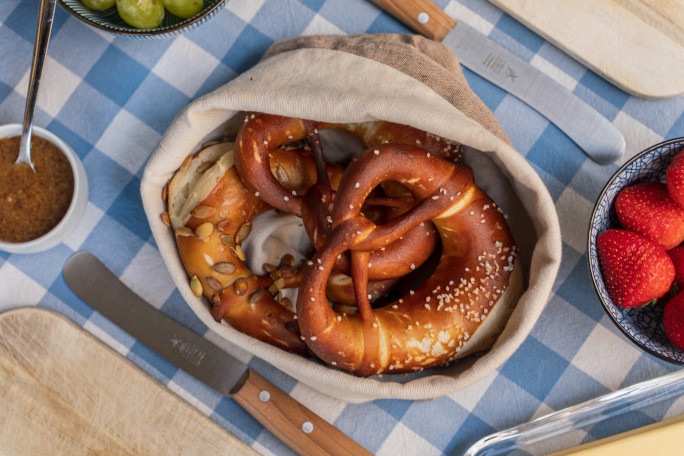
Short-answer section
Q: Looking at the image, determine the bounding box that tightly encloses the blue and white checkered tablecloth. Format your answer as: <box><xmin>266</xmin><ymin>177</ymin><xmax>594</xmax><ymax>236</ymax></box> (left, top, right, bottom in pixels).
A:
<box><xmin>2</xmin><ymin>1</ymin><xmax>683</xmax><ymax>455</ymax></box>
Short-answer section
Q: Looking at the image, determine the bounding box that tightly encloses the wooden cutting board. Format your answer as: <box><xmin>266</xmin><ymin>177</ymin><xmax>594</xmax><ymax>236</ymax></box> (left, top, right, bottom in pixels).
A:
<box><xmin>0</xmin><ymin>307</ymin><xmax>257</xmax><ymax>456</ymax></box>
<box><xmin>489</xmin><ymin>0</ymin><xmax>684</xmax><ymax>99</ymax></box>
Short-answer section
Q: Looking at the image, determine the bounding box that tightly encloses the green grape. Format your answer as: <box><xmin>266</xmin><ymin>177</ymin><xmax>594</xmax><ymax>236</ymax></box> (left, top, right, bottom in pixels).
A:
<box><xmin>117</xmin><ymin>0</ymin><xmax>165</xmax><ymax>29</ymax></box>
<box><xmin>163</xmin><ymin>0</ymin><xmax>204</xmax><ymax>19</ymax></box>
<box><xmin>82</xmin><ymin>0</ymin><xmax>116</xmax><ymax>10</ymax></box>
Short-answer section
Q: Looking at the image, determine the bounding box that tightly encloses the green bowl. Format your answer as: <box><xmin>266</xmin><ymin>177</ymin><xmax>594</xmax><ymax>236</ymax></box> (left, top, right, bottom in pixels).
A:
<box><xmin>58</xmin><ymin>0</ymin><xmax>227</xmax><ymax>38</ymax></box>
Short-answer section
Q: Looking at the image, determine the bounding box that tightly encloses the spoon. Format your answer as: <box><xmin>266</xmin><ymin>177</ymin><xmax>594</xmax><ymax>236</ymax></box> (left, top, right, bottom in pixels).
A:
<box><xmin>14</xmin><ymin>0</ymin><xmax>57</xmax><ymax>172</ymax></box>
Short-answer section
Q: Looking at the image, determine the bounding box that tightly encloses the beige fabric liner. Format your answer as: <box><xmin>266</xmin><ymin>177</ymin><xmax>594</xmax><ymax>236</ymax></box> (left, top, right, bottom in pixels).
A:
<box><xmin>141</xmin><ymin>34</ymin><xmax>562</xmax><ymax>402</ymax></box>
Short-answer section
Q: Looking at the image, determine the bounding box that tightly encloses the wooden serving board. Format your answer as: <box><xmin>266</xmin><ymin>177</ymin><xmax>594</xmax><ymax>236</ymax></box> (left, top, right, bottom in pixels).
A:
<box><xmin>0</xmin><ymin>307</ymin><xmax>257</xmax><ymax>456</ymax></box>
<box><xmin>488</xmin><ymin>0</ymin><xmax>684</xmax><ymax>99</ymax></box>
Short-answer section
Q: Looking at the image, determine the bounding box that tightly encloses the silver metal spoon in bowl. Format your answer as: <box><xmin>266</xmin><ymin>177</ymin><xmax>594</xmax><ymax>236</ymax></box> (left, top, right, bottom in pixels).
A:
<box><xmin>14</xmin><ymin>0</ymin><xmax>57</xmax><ymax>172</ymax></box>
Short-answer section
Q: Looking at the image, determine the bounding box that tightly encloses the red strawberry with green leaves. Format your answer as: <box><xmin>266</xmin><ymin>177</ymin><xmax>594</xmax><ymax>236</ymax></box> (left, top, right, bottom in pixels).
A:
<box><xmin>664</xmin><ymin>290</ymin><xmax>684</xmax><ymax>351</ymax></box>
<box><xmin>667</xmin><ymin>148</ymin><xmax>684</xmax><ymax>209</ymax></box>
<box><xmin>615</xmin><ymin>182</ymin><xmax>684</xmax><ymax>250</ymax></box>
<box><xmin>597</xmin><ymin>229</ymin><xmax>674</xmax><ymax>308</ymax></box>
<box><xmin>668</xmin><ymin>244</ymin><xmax>684</xmax><ymax>290</ymax></box>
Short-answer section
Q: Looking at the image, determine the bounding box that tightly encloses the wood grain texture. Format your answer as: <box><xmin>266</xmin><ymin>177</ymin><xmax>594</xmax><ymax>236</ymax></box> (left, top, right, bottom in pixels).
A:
<box><xmin>0</xmin><ymin>308</ymin><xmax>257</xmax><ymax>456</ymax></box>
<box><xmin>489</xmin><ymin>0</ymin><xmax>684</xmax><ymax>98</ymax></box>
<box><xmin>369</xmin><ymin>0</ymin><xmax>455</xmax><ymax>41</ymax></box>
<box><xmin>232</xmin><ymin>370</ymin><xmax>372</xmax><ymax>456</ymax></box>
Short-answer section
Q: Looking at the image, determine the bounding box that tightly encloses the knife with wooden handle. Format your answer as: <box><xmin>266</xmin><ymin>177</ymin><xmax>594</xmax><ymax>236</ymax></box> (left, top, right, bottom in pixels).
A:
<box><xmin>63</xmin><ymin>251</ymin><xmax>371</xmax><ymax>456</ymax></box>
<box><xmin>369</xmin><ymin>0</ymin><xmax>626</xmax><ymax>165</ymax></box>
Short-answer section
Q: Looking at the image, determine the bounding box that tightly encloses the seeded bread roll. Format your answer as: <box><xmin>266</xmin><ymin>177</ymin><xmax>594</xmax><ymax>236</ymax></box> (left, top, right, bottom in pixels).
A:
<box><xmin>167</xmin><ymin>142</ymin><xmax>307</xmax><ymax>355</ymax></box>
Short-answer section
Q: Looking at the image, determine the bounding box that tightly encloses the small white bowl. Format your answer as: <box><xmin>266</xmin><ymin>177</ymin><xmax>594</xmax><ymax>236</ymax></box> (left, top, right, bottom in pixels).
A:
<box><xmin>0</xmin><ymin>124</ymin><xmax>88</xmax><ymax>254</ymax></box>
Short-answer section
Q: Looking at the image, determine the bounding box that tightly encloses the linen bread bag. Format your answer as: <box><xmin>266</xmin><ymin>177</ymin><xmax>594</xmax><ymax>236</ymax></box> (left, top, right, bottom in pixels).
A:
<box><xmin>141</xmin><ymin>34</ymin><xmax>561</xmax><ymax>402</ymax></box>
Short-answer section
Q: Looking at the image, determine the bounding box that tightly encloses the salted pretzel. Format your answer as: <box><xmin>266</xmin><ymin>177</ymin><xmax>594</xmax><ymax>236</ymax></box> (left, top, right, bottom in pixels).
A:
<box><xmin>234</xmin><ymin>113</ymin><xmax>459</xmax><ymax>279</ymax></box>
<box><xmin>296</xmin><ymin>144</ymin><xmax>522</xmax><ymax>376</ymax></box>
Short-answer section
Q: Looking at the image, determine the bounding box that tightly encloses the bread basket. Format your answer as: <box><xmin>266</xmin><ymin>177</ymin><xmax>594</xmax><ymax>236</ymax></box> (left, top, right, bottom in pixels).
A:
<box><xmin>141</xmin><ymin>34</ymin><xmax>561</xmax><ymax>402</ymax></box>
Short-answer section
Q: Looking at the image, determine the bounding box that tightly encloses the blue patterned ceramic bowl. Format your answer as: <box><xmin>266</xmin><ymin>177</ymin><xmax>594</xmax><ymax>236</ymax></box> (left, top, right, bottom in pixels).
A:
<box><xmin>58</xmin><ymin>0</ymin><xmax>227</xmax><ymax>39</ymax></box>
<box><xmin>588</xmin><ymin>137</ymin><xmax>684</xmax><ymax>366</ymax></box>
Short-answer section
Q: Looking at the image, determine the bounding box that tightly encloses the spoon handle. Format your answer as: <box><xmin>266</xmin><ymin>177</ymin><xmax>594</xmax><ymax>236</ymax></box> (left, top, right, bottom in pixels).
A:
<box><xmin>19</xmin><ymin>0</ymin><xmax>57</xmax><ymax>168</ymax></box>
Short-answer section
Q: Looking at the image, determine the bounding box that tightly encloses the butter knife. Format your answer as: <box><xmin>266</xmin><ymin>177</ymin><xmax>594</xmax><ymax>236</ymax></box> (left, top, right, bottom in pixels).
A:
<box><xmin>63</xmin><ymin>251</ymin><xmax>371</xmax><ymax>456</ymax></box>
<box><xmin>369</xmin><ymin>0</ymin><xmax>626</xmax><ymax>164</ymax></box>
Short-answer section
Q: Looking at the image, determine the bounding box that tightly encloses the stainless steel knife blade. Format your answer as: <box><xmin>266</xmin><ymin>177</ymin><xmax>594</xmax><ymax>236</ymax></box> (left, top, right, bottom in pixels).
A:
<box><xmin>63</xmin><ymin>251</ymin><xmax>248</xmax><ymax>396</ymax></box>
<box><xmin>444</xmin><ymin>21</ymin><xmax>625</xmax><ymax>164</ymax></box>
<box><xmin>63</xmin><ymin>251</ymin><xmax>371</xmax><ymax>456</ymax></box>
<box><xmin>369</xmin><ymin>0</ymin><xmax>626</xmax><ymax>164</ymax></box>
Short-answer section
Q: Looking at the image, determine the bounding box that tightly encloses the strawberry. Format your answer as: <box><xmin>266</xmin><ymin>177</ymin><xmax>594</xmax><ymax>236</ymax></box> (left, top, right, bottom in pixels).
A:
<box><xmin>667</xmin><ymin>148</ymin><xmax>684</xmax><ymax>209</ymax></box>
<box><xmin>668</xmin><ymin>244</ymin><xmax>684</xmax><ymax>290</ymax></box>
<box><xmin>597</xmin><ymin>229</ymin><xmax>674</xmax><ymax>308</ymax></box>
<box><xmin>664</xmin><ymin>290</ymin><xmax>684</xmax><ymax>350</ymax></box>
<box><xmin>615</xmin><ymin>182</ymin><xmax>684</xmax><ymax>250</ymax></box>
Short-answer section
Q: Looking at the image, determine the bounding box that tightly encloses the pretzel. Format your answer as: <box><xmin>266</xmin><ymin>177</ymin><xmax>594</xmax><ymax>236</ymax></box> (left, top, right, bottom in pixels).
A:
<box><xmin>234</xmin><ymin>113</ymin><xmax>459</xmax><ymax>279</ymax></box>
<box><xmin>235</xmin><ymin>113</ymin><xmax>462</xmax><ymax>216</ymax></box>
<box><xmin>296</xmin><ymin>144</ymin><xmax>522</xmax><ymax>376</ymax></box>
